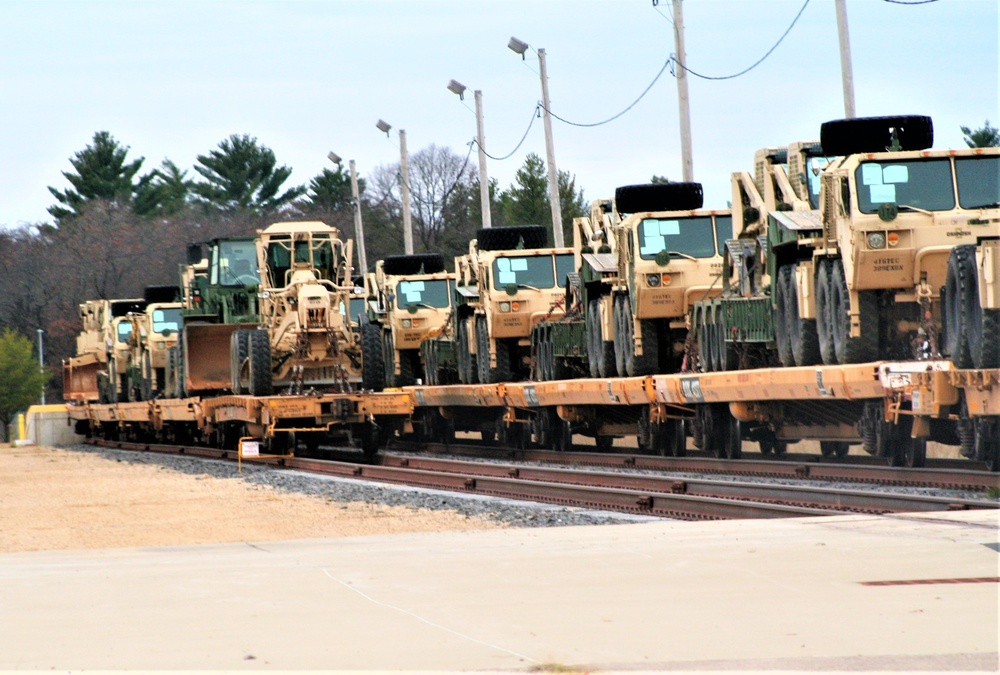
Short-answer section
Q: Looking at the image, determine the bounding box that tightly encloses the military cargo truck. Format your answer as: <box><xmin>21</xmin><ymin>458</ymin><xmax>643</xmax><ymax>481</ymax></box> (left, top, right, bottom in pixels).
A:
<box><xmin>122</xmin><ymin>286</ymin><xmax>182</xmax><ymax>401</ymax></box>
<box><xmin>450</xmin><ymin>225</ymin><xmax>573</xmax><ymax>384</ymax></box>
<box><xmin>359</xmin><ymin>253</ymin><xmax>455</xmax><ymax>390</ymax></box>
<box><xmin>532</xmin><ymin>182</ymin><xmax>727</xmax><ymax>380</ymax></box>
<box><xmin>63</xmin><ymin>297</ymin><xmax>146</xmax><ymax>402</ymax></box>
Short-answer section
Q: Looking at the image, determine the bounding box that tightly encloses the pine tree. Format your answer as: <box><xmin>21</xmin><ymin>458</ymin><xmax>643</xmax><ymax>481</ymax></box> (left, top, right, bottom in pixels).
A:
<box><xmin>47</xmin><ymin>131</ymin><xmax>146</xmax><ymax>224</ymax></box>
<box><xmin>192</xmin><ymin>134</ymin><xmax>305</xmax><ymax>214</ymax></box>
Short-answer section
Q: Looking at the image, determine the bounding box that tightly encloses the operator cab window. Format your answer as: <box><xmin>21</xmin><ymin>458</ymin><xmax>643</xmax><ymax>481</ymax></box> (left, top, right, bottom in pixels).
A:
<box><xmin>638</xmin><ymin>217</ymin><xmax>717</xmax><ymax>259</ymax></box>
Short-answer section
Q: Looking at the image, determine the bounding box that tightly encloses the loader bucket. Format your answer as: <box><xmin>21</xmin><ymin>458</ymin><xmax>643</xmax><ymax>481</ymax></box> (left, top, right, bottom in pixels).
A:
<box><xmin>63</xmin><ymin>353</ymin><xmax>101</xmax><ymax>402</ymax></box>
<box><xmin>182</xmin><ymin>323</ymin><xmax>247</xmax><ymax>394</ymax></box>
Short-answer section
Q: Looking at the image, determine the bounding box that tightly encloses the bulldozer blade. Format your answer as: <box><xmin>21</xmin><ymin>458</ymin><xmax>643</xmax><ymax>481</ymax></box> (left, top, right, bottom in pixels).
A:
<box><xmin>63</xmin><ymin>353</ymin><xmax>101</xmax><ymax>403</ymax></box>
<box><xmin>183</xmin><ymin>323</ymin><xmax>248</xmax><ymax>394</ymax></box>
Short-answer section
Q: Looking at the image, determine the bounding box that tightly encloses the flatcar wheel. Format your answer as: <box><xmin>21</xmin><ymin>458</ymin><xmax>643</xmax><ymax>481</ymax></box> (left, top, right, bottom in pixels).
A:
<box><xmin>595</xmin><ymin>435</ymin><xmax>614</xmax><ymax>452</ymax></box>
<box><xmin>666</xmin><ymin>418</ymin><xmax>686</xmax><ymax>457</ymax></box>
<box><xmin>552</xmin><ymin>416</ymin><xmax>572</xmax><ymax>453</ymax></box>
<box><xmin>820</xmin><ymin>441</ymin><xmax>850</xmax><ymax>458</ymax></box>
<box><xmin>724</xmin><ymin>414</ymin><xmax>742</xmax><ymax>460</ymax></box>
<box><xmin>902</xmin><ymin>436</ymin><xmax>927</xmax><ymax>469</ymax></box>
<box><xmin>974</xmin><ymin>417</ymin><xmax>999</xmax><ymax>472</ymax></box>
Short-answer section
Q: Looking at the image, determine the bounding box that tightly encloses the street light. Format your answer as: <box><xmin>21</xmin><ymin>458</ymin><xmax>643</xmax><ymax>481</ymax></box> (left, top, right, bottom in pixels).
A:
<box><xmin>448</xmin><ymin>79</ymin><xmax>491</xmax><ymax>229</ymax></box>
<box><xmin>376</xmin><ymin>120</ymin><xmax>414</xmax><ymax>254</ymax></box>
<box><xmin>36</xmin><ymin>329</ymin><xmax>44</xmax><ymax>405</ymax></box>
<box><xmin>508</xmin><ymin>36</ymin><xmax>563</xmax><ymax>247</ymax></box>
<box><xmin>328</xmin><ymin>152</ymin><xmax>368</xmax><ymax>274</ymax></box>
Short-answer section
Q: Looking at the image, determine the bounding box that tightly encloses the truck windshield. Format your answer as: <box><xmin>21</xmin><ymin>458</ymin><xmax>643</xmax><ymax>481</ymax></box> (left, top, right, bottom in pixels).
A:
<box><xmin>152</xmin><ymin>308</ymin><xmax>181</xmax><ymax>334</ymax></box>
<box><xmin>806</xmin><ymin>156</ymin><xmax>831</xmax><ymax>208</ymax></box>
<box><xmin>855</xmin><ymin>159</ymin><xmax>955</xmax><ymax>213</ymax></box>
<box><xmin>955</xmin><ymin>155</ymin><xmax>1000</xmax><ymax>209</ymax></box>
<box><xmin>492</xmin><ymin>255</ymin><xmax>557</xmax><ymax>289</ymax></box>
<box><xmin>213</xmin><ymin>240</ymin><xmax>259</xmax><ymax>287</ymax></box>
<box><xmin>638</xmin><ymin>217</ymin><xmax>717</xmax><ymax>259</ymax></box>
<box><xmin>714</xmin><ymin>215</ymin><xmax>733</xmax><ymax>257</ymax></box>
<box><xmin>347</xmin><ymin>297</ymin><xmax>367</xmax><ymax>323</ymax></box>
<box><xmin>116</xmin><ymin>322</ymin><xmax>132</xmax><ymax>344</ymax></box>
<box><xmin>397</xmin><ymin>279</ymin><xmax>451</xmax><ymax>309</ymax></box>
<box><xmin>555</xmin><ymin>254</ymin><xmax>575</xmax><ymax>290</ymax></box>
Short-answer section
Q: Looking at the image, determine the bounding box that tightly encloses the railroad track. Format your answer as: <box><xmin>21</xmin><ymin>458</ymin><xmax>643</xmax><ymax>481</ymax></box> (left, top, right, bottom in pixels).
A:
<box><xmin>83</xmin><ymin>438</ymin><xmax>998</xmax><ymax>521</ymax></box>
<box><xmin>394</xmin><ymin>441</ymin><xmax>1000</xmax><ymax>493</ymax></box>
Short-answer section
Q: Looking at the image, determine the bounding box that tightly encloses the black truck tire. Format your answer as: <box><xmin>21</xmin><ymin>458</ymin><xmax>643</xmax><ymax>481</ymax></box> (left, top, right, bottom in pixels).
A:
<box><xmin>820</xmin><ymin>115</ymin><xmax>933</xmax><ymax>156</ymax></box>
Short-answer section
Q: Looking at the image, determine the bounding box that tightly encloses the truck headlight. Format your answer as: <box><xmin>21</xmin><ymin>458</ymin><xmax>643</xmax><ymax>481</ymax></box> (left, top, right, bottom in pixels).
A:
<box><xmin>646</xmin><ymin>274</ymin><xmax>661</xmax><ymax>287</ymax></box>
<box><xmin>867</xmin><ymin>232</ymin><xmax>886</xmax><ymax>249</ymax></box>
<box><xmin>499</xmin><ymin>302</ymin><xmax>511</xmax><ymax>313</ymax></box>
<box><xmin>402</xmin><ymin>319</ymin><xmax>412</xmax><ymax>328</ymax></box>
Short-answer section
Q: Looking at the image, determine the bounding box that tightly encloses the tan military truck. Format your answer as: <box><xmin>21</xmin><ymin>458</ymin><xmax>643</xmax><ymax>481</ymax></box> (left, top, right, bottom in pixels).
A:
<box><xmin>230</xmin><ymin>220</ymin><xmax>362</xmax><ymax>396</ymax></box>
<box><xmin>554</xmin><ymin>182</ymin><xmax>728</xmax><ymax>378</ymax></box>
<box><xmin>359</xmin><ymin>253</ymin><xmax>455</xmax><ymax>390</ymax></box>
<box><xmin>122</xmin><ymin>286</ymin><xmax>183</xmax><ymax>401</ymax></box>
<box><xmin>63</xmin><ymin>297</ymin><xmax>146</xmax><ymax>402</ymax></box>
<box><xmin>806</xmin><ymin>115</ymin><xmax>999</xmax><ymax>365</ymax></box>
<box><xmin>452</xmin><ymin>225</ymin><xmax>573</xmax><ymax>384</ymax></box>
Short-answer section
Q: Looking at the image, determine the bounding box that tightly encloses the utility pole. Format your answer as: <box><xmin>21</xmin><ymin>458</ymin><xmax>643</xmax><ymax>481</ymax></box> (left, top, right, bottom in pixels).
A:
<box><xmin>673</xmin><ymin>0</ymin><xmax>694</xmax><ymax>182</ymax></box>
<box><xmin>349</xmin><ymin>160</ymin><xmax>367</xmax><ymax>274</ymax></box>
<box><xmin>37</xmin><ymin>329</ymin><xmax>44</xmax><ymax>405</ymax></box>
<box><xmin>398</xmin><ymin>129</ymin><xmax>414</xmax><ymax>254</ymax></box>
<box><xmin>538</xmin><ymin>48</ymin><xmax>564</xmax><ymax>247</ymax></box>
<box><xmin>835</xmin><ymin>0</ymin><xmax>856</xmax><ymax>118</ymax></box>
<box><xmin>474</xmin><ymin>90</ymin><xmax>492</xmax><ymax>229</ymax></box>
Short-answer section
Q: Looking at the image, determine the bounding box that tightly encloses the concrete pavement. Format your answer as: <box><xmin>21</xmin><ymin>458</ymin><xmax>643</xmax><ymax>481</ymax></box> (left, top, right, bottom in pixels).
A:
<box><xmin>0</xmin><ymin>510</ymin><xmax>997</xmax><ymax>672</ymax></box>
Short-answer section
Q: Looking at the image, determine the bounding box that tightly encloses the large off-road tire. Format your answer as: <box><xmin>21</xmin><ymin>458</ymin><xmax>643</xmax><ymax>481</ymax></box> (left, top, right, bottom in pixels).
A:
<box><xmin>612</xmin><ymin>295</ymin><xmax>627</xmax><ymax>377</ymax></box>
<box><xmin>587</xmin><ymin>298</ymin><xmax>616</xmax><ymax>378</ymax></box>
<box><xmin>815</xmin><ymin>259</ymin><xmax>836</xmax><ymax>365</ymax></box>
<box><xmin>381</xmin><ymin>253</ymin><xmax>447</xmax><ymax>276</ymax></box>
<box><xmin>944</xmin><ymin>245</ymin><xmax>974</xmax><ymax>368</ymax></box>
<box><xmin>829</xmin><ymin>259</ymin><xmax>878</xmax><ymax>364</ymax></box>
<box><xmin>457</xmin><ymin>317</ymin><xmax>478</xmax><ymax>384</ymax></box>
<box><xmin>953</xmin><ymin>245</ymin><xmax>1000</xmax><ymax>369</ymax></box>
<box><xmin>140</xmin><ymin>351</ymin><xmax>154</xmax><ymax>401</ymax></box>
<box><xmin>631</xmin><ymin>318</ymin><xmax>659</xmax><ymax>376</ymax></box>
<box><xmin>614</xmin><ymin>182</ymin><xmax>704</xmax><ymax>214</ymax></box>
<box><xmin>397</xmin><ymin>349</ymin><xmax>418</xmax><ymax>387</ymax></box>
<box><xmin>382</xmin><ymin>330</ymin><xmax>396</xmax><ymax>388</ymax></box>
<box><xmin>773</xmin><ymin>265</ymin><xmax>796</xmax><ymax>367</ymax></box>
<box><xmin>780</xmin><ymin>263</ymin><xmax>821</xmax><ymax>366</ymax></box>
<box><xmin>820</xmin><ymin>115</ymin><xmax>933</xmax><ymax>156</ymax></box>
<box><xmin>230</xmin><ymin>329</ymin><xmax>249</xmax><ymax>394</ymax></box>
<box><xmin>476</xmin><ymin>316</ymin><xmax>511</xmax><ymax>383</ymax></box>
<box><xmin>712</xmin><ymin>312</ymin><xmax>737</xmax><ymax>372</ymax></box>
<box><xmin>476</xmin><ymin>225</ymin><xmax>548</xmax><ymax>251</ymax></box>
<box><xmin>360</xmin><ymin>320</ymin><xmax>385</xmax><ymax>392</ymax></box>
<box><xmin>247</xmin><ymin>330</ymin><xmax>273</xmax><ymax>397</ymax></box>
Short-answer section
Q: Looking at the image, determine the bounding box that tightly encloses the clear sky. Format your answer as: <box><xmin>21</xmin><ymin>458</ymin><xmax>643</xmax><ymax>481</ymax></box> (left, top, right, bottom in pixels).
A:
<box><xmin>1</xmin><ymin>0</ymin><xmax>996</xmax><ymax>229</ymax></box>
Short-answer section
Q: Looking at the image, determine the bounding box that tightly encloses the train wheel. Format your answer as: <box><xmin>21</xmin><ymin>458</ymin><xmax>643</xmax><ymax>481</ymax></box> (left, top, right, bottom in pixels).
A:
<box><xmin>820</xmin><ymin>441</ymin><xmax>850</xmax><ymax>458</ymax></box>
<box><xmin>359</xmin><ymin>423</ymin><xmax>380</xmax><ymax>463</ymax></box>
<box><xmin>902</xmin><ymin>436</ymin><xmax>927</xmax><ymax>469</ymax></box>
<box><xmin>665</xmin><ymin>418</ymin><xmax>686</xmax><ymax>457</ymax></box>
<box><xmin>829</xmin><ymin>259</ymin><xmax>878</xmax><ymax>364</ymax></box>
<box><xmin>724</xmin><ymin>414</ymin><xmax>742</xmax><ymax>460</ymax></box>
<box><xmin>247</xmin><ymin>330</ymin><xmax>273</xmax><ymax>397</ymax></box>
<box><xmin>595</xmin><ymin>435</ymin><xmax>614</xmax><ymax>452</ymax></box>
<box><xmin>974</xmin><ymin>417</ymin><xmax>999</xmax><ymax>472</ymax></box>
<box><xmin>552</xmin><ymin>417</ymin><xmax>572</xmax><ymax>453</ymax></box>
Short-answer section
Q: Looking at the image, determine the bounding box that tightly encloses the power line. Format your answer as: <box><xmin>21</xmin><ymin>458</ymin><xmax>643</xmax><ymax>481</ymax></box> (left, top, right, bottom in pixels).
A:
<box><xmin>473</xmin><ymin>105</ymin><xmax>539</xmax><ymax>160</ymax></box>
<box><xmin>672</xmin><ymin>0</ymin><xmax>811</xmax><ymax>81</ymax></box>
<box><xmin>883</xmin><ymin>0</ymin><xmax>938</xmax><ymax>4</ymax></box>
<box><xmin>541</xmin><ymin>55</ymin><xmax>674</xmax><ymax>128</ymax></box>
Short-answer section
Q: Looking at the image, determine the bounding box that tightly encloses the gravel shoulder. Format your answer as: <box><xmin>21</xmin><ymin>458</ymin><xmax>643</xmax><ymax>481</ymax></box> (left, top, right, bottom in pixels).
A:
<box><xmin>0</xmin><ymin>444</ymin><xmax>638</xmax><ymax>554</ymax></box>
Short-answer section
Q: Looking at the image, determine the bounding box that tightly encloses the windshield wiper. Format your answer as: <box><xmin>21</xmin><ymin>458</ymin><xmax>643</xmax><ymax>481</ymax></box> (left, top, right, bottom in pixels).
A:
<box><xmin>897</xmin><ymin>204</ymin><xmax>934</xmax><ymax>215</ymax></box>
<box><xmin>516</xmin><ymin>283</ymin><xmax>542</xmax><ymax>292</ymax></box>
<box><xmin>406</xmin><ymin>302</ymin><xmax>437</xmax><ymax>310</ymax></box>
<box><xmin>667</xmin><ymin>251</ymin><xmax>698</xmax><ymax>261</ymax></box>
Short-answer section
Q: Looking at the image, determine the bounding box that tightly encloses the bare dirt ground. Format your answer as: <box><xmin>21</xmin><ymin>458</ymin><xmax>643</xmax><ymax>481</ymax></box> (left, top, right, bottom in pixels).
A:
<box><xmin>0</xmin><ymin>444</ymin><xmax>499</xmax><ymax>554</ymax></box>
